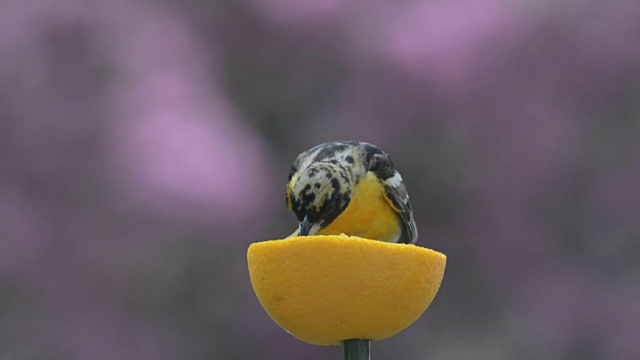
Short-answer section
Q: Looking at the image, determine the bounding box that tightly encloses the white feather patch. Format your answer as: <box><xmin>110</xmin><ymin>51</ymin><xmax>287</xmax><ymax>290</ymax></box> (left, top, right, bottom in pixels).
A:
<box><xmin>384</xmin><ymin>171</ymin><xmax>403</xmax><ymax>188</ymax></box>
<box><xmin>309</xmin><ymin>223</ymin><xmax>323</xmax><ymax>236</ymax></box>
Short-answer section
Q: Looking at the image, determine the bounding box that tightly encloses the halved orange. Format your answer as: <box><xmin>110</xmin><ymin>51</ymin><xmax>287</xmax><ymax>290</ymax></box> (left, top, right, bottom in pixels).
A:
<box><xmin>248</xmin><ymin>235</ymin><xmax>446</xmax><ymax>345</ymax></box>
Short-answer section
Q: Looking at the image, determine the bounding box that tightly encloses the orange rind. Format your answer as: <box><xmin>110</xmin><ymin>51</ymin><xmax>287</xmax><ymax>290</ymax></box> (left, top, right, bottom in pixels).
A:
<box><xmin>247</xmin><ymin>235</ymin><xmax>447</xmax><ymax>345</ymax></box>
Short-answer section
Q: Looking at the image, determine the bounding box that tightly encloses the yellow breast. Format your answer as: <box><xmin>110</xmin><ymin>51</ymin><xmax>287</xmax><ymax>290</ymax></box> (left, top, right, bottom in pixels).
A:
<box><xmin>318</xmin><ymin>172</ymin><xmax>401</xmax><ymax>242</ymax></box>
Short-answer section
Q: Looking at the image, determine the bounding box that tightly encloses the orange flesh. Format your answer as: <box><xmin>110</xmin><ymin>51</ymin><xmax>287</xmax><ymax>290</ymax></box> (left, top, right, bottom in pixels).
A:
<box><xmin>247</xmin><ymin>235</ymin><xmax>447</xmax><ymax>345</ymax></box>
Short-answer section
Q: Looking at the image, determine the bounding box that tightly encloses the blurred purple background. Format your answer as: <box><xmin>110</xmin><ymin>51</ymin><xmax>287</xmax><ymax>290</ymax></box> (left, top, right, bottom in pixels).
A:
<box><xmin>1</xmin><ymin>0</ymin><xmax>639</xmax><ymax>359</ymax></box>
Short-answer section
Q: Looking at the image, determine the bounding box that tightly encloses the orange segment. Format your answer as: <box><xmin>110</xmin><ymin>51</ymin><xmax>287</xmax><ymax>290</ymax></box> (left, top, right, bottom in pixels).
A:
<box><xmin>247</xmin><ymin>235</ymin><xmax>447</xmax><ymax>345</ymax></box>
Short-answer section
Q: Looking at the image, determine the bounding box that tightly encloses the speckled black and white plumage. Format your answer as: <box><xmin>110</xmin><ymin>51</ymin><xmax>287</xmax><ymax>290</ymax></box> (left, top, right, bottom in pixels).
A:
<box><xmin>286</xmin><ymin>140</ymin><xmax>418</xmax><ymax>244</ymax></box>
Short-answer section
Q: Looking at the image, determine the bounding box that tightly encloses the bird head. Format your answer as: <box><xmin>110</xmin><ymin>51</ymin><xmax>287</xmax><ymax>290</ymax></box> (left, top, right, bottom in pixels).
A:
<box><xmin>287</xmin><ymin>161</ymin><xmax>353</xmax><ymax>236</ymax></box>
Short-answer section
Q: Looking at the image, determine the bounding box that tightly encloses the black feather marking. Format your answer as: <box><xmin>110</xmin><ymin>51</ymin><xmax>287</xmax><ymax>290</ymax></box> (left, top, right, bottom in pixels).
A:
<box><xmin>313</xmin><ymin>143</ymin><xmax>348</xmax><ymax>163</ymax></box>
<box><xmin>301</xmin><ymin>192</ymin><xmax>316</xmax><ymax>204</ymax></box>
<box><xmin>330</xmin><ymin>178</ymin><xmax>340</xmax><ymax>190</ymax></box>
<box><xmin>304</xmin><ymin>177</ymin><xmax>349</xmax><ymax>226</ymax></box>
<box><xmin>339</xmin><ymin>168</ymin><xmax>350</xmax><ymax>185</ymax></box>
<box><xmin>369</xmin><ymin>153</ymin><xmax>395</xmax><ymax>180</ymax></box>
<box><xmin>364</xmin><ymin>144</ymin><xmax>379</xmax><ymax>164</ymax></box>
<box><xmin>290</xmin><ymin>193</ymin><xmax>303</xmax><ymax>221</ymax></box>
<box><xmin>287</xmin><ymin>165</ymin><xmax>297</xmax><ymax>181</ymax></box>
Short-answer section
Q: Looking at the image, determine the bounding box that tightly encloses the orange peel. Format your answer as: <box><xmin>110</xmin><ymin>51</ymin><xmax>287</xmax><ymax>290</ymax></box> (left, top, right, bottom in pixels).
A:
<box><xmin>247</xmin><ymin>235</ymin><xmax>447</xmax><ymax>345</ymax></box>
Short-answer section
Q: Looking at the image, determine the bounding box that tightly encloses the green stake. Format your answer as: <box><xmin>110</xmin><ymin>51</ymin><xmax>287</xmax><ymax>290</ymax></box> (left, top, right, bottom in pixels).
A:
<box><xmin>343</xmin><ymin>339</ymin><xmax>370</xmax><ymax>360</ymax></box>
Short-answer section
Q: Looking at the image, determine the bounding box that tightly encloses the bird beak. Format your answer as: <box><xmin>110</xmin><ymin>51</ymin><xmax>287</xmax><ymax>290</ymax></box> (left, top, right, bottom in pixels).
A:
<box><xmin>299</xmin><ymin>216</ymin><xmax>311</xmax><ymax>236</ymax></box>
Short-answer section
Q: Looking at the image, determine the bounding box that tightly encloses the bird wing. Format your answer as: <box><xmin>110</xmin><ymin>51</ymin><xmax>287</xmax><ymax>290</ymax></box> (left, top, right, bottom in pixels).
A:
<box><xmin>382</xmin><ymin>174</ymin><xmax>418</xmax><ymax>244</ymax></box>
<box><xmin>368</xmin><ymin>151</ymin><xmax>418</xmax><ymax>244</ymax></box>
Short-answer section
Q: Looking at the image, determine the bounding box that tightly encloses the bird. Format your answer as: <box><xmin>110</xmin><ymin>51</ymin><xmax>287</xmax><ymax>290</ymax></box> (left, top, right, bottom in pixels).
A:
<box><xmin>286</xmin><ymin>140</ymin><xmax>417</xmax><ymax>244</ymax></box>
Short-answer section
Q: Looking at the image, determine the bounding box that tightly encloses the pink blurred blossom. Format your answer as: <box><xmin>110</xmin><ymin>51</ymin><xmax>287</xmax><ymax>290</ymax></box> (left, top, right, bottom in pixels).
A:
<box><xmin>109</xmin><ymin>6</ymin><xmax>274</xmax><ymax>226</ymax></box>
<box><xmin>385</xmin><ymin>0</ymin><xmax>530</xmax><ymax>89</ymax></box>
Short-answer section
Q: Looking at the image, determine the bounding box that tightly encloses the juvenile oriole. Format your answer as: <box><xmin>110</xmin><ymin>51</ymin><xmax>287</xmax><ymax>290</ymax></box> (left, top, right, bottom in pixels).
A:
<box><xmin>286</xmin><ymin>141</ymin><xmax>417</xmax><ymax>244</ymax></box>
